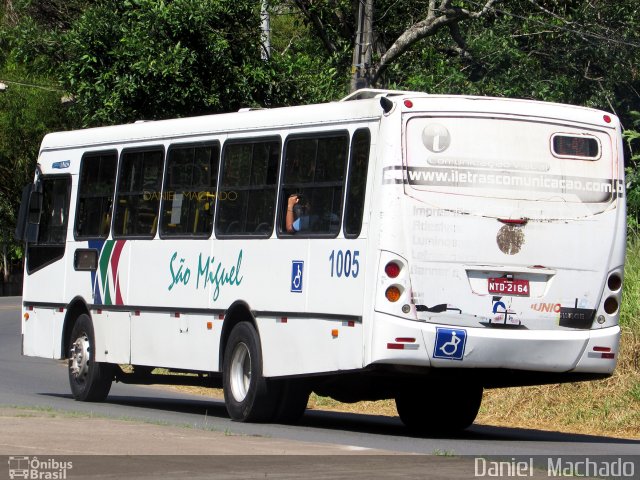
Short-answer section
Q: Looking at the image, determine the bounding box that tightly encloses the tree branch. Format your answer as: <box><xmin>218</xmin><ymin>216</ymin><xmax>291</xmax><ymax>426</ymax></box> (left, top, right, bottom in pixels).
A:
<box><xmin>293</xmin><ymin>0</ymin><xmax>337</xmax><ymax>54</ymax></box>
<box><xmin>448</xmin><ymin>22</ymin><xmax>472</xmax><ymax>61</ymax></box>
<box><xmin>527</xmin><ymin>0</ymin><xmax>573</xmax><ymax>25</ymax></box>
<box><xmin>371</xmin><ymin>0</ymin><xmax>498</xmax><ymax>85</ymax></box>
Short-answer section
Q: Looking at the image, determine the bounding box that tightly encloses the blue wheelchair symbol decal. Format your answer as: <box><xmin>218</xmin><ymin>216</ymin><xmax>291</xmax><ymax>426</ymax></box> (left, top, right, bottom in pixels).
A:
<box><xmin>433</xmin><ymin>328</ymin><xmax>467</xmax><ymax>360</ymax></box>
<box><xmin>291</xmin><ymin>261</ymin><xmax>304</xmax><ymax>293</ymax></box>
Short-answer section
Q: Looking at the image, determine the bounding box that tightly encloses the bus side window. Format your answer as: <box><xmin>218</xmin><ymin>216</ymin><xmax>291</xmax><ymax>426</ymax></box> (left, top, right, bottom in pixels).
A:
<box><xmin>280</xmin><ymin>133</ymin><xmax>349</xmax><ymax>236</ymax></box>
<box><xmin>344</xmin><ymin>129</ymin><xmax>371</xmax><ymax>238</ymax></box>
<box><xmin>215</xmin><ymin>138</ymin><xmax>280</xmax><ymax>237</ymax></box>
<box><xmin>113</xmin><ymin>148</ymin><xmax>163</xmax><ymax>238</ymax></box>
<box><xmin>160</xmin><ymin>143</ymin><xmax>220</xmax><ymax>238</ymax></box>
<box><xmin>27</xmin><ymin>176</ymin><xmax>71</xmax><ymax>273</ymax></box>
<box><xmin>74</xmin><ymin>151</ymin><xmax>117</xmax><ymax>239</ymax></box>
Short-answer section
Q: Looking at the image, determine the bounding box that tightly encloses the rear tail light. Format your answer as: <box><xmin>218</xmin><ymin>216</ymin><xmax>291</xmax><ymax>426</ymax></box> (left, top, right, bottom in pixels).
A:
<box><xmin>603</xmin><ymin>296</ymin><xmax>618</xmax><ymax>315</ymax></box>
<box><xmin>593</xmin><ymin>346</ymin><xmax>611</xmax><ymax>352</ymax></box>
<box><xmin>607</xmin><ymin>273</ymin><xmax>622</xmax><ymax>292</ymax></box>
<box><xmin>385</xmin><ymin>262</ymin><xmax>401</xmax><ymax>278</ymax></box>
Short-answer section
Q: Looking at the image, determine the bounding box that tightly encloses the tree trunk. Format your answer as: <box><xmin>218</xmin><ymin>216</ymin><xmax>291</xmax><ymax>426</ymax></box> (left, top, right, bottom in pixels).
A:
<box><xmin>2</xmin><ymin>243</ymin><xmax>8</xmax><ymax>283</ymax></box>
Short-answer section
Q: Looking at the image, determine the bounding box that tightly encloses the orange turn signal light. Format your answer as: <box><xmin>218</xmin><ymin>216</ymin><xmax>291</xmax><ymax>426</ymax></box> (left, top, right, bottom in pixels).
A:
<box><xmin>385</xmin><ymin>286</ymin><xmax>401</xmax><ymax>302</ymax></box>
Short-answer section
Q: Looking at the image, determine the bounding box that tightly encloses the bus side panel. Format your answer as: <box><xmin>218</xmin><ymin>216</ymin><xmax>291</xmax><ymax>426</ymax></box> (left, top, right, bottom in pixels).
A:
<box><xmin>259</xmin><ymin>316</ymin><xmax>363</xmax><ymax>377</ymax></box>
<box><xmin>125</xmin><ymin>240</ymin><xmax>214</xmax><ymax>311</ymax></box>
<box><xmin>119</xmin><ymin>240</ymin><xmax>220</xmax><ymax>371</ymax></box>
<box><xmin>22</xmin><ymin>307</ymin><xmax>64</xmax><ymax>359</ymax></box>
<box><xmin>305</xmin><ymin>239</ymin><xmax>367</xmax><ymax>316</ymax></box>
<box><xmin>129</xmin><ymin>312</ymin><xmax>219</xmax><ymax>371</ymax></box>
<box><xmin>92</xmin><ymin>311</ymin><xmax>131</xmax><ymax>364</ymax></box>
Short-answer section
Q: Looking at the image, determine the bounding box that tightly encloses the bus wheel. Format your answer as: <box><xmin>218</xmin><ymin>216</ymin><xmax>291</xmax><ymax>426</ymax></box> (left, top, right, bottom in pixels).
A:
<box><xmin>67</xmin><ymin>314</ymin><xmax>113</xmax><ymax>402</ymax></box>
<box><xmin>223</xmin><ymin>322</ymin><xmax>280</xmax><ymax>422</ymax></box>
<box><xmin>273</xmin><ymin>379</ymin><xmax>311</xmax><ymax>424</ymax></box>
<box><xmin>395</xmin><ymin>382</ymin><xmax>483</xmax><ymax>434</ymax></box>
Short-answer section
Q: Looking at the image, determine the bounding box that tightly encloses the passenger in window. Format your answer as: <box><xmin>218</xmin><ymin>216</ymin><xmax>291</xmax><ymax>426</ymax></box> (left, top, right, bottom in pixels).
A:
<box><xmin>286</xmin><ymin>194</ymin><xmax>316</xmax><ymax>233</ymax></box>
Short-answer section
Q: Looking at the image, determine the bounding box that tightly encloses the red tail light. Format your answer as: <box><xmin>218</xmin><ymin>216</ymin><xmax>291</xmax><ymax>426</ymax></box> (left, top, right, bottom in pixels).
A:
<box><xmin>385</xmin><ymin>262</ymin><xmax>401</xmax><ymax>278</ymax></box>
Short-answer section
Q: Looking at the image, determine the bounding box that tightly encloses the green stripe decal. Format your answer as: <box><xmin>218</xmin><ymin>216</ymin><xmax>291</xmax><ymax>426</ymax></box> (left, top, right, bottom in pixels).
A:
<box><xmin>99</xmin><ymin>240</ymin><xmax>115</xmax><ymax>288</ymax></box>
<box><xmin>104</xmin><ymin>279</ymin><xmax>112</xmax><ymax>306</ymax></box>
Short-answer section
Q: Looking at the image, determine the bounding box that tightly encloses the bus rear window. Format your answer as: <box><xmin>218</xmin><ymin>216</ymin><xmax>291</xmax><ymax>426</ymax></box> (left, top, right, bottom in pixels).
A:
<box><xmin>403</xmin><ymin>116</ymin><xmax>615</xmax><ymax>207</ymax></box>
<box><xmin>552</xmin><ymin>134</ymin><xmax>600</xmax><ymax>160</ymax></box>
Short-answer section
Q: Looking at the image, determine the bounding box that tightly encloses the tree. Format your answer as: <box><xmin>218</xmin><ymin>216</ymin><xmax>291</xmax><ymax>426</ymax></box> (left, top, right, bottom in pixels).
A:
<box><xmin>278</xmin><ymin>0</ymin><xmax>639</xmax><ymax>119</ymax></box>
<box><xmin>0</xmin><ymin>71</ymin><xmax>69</xmax><ymax>280</ymax></box>
<box><xmin>59</xmin><ymin>0</ymin><xmax>298</xmax><ymax>125</ymax></box>
<box><xmin>283</xmin><ymin>0</ymin><xmax>498</xmax><ymax>90</ymax></box>
<box><xmin>370</xmin><ymin>0</ymin><xmax>498</xmax><ymax>87</ymax></box>
<box><xmin>624</xmin><ymin>112</ymin><xmax>640</xmax><ymax>228</ymax></box>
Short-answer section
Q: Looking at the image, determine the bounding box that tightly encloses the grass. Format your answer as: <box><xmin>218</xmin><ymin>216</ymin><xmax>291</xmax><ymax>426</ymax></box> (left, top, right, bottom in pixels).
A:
<box><xmin>156</xmin><ymin>240</ymin><xmax>640</xmax><ymax>440</ymax></box>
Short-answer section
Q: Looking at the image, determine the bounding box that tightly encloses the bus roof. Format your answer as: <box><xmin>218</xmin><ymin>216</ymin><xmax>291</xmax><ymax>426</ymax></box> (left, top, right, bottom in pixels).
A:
<box><xmin>40</xmin><ymin>90</ymin><xmax>618</xmax><ymax>152</ymax></box>
<box><xmin>40</xmin><ymin>96</ymin><xmax>384</xmax><ymax>152</ymax></box>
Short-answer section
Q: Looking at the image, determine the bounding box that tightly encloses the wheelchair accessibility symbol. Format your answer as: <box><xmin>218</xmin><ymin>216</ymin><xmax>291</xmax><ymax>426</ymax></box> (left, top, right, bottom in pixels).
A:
<box><xmin>291</xmin><ymin>260</ymin><xmax>304</xmax><ymax>293</ymax></box>
<box><xmin>433</xmin><ymin>327</ymin><xmax>467</xmax><ymax>360</ymax></box>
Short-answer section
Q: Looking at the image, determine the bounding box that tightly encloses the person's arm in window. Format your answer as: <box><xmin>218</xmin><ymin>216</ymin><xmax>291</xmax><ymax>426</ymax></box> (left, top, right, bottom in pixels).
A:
<box><xmin>286</xmin><ymin>194</ymin><xmax>298</xmax><ymax>233</ymax></box>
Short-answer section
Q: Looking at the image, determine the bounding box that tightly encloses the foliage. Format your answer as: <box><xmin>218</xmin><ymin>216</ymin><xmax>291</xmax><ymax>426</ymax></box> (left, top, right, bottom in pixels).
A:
<box><xmin>50</xmin><ymin>0</ymin><xmax>350</xmax><ymax>125</ymax></box>
<box><xmin>385</xmin><ymin>1</ymin><xmax>640</xmax><ymax>110</ymax></box>
<box><xmin>59</xmin><ymin>0</ymin><xmax>265</xmax><ymax>124</ymax></box>
<box><xmin>624</xmin><ymin>112</ymin><xmax>640</xmax><ymax>228</ymax></box>
<box><xmin>0</xmin><ymin>66</ymin><xmax>70</xmax><ymax>277</ymax></box>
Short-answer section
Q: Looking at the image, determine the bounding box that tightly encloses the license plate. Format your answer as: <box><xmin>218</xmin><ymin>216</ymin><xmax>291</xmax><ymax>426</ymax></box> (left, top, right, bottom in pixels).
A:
<box><xmin>488</xmin><ymin>278</ymin><xmax>530</xmax><ymax>296</ymax></box>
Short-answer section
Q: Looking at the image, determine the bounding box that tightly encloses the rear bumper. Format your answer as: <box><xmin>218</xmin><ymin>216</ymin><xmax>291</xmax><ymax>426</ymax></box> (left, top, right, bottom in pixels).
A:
<box><xmin>370</xmin><ymin>313</ymin><xmax>620</xmax><ymax>376</ymax></box>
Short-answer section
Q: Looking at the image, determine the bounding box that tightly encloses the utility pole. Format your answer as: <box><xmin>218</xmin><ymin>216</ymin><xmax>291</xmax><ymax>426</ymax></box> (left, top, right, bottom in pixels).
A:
<box><xmin>350</xmin><ymin>0</ymin><xmax>373</xmax><ymax>92</ymax></box>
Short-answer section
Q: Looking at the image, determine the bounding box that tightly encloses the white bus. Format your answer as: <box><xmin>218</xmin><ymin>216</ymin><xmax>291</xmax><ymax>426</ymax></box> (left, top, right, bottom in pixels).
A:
<box><xmin>16</xmin><ymin>89</ymin><xmax>626</xmax><ymax>432</ymax></box>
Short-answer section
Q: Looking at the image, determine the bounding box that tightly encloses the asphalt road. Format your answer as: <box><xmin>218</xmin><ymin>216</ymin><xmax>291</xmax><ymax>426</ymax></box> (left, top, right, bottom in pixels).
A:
<box><xmin>1</xmin><ymin>296</ymin><xmax>638</xmax><ymax>463</ymax></box>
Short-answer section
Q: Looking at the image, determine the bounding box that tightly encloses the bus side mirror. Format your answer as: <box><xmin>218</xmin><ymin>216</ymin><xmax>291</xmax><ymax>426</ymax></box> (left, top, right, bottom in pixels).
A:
<box><xmin>15</xmin><ymin>184</ymin><xmax>42</xmax><ymax>243</ymax></box>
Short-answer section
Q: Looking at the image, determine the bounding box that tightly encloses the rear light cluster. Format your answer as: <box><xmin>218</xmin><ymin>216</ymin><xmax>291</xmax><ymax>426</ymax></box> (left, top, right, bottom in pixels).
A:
<box><xmin>600</xmin><ymin>271</ymin><xmax>623</xmax><ymax>321</ymax></box>
<box><xmin>387</xmin><ymin>337</ymin><xmax>419</xmax><ymax>350</ymax></box>
<box><xmin>376</xmin><ymin>253</ymin><xmax>415</xmax><ymax>319</ymax></box>
<box><xmin>592</xmin><ymin>346</ymin><xmax>615</xmax><ymax>359</ymax></box>
<box><xmin>384</xmin><ymin>261</ymin><xmax>403</xmax><ymax>302</ymax></box>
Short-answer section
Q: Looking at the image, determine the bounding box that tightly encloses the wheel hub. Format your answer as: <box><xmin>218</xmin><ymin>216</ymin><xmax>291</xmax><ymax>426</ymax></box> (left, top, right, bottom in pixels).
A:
<box><xmin>69</xmin><ymin>334</ymin><xmax>90</xmax><ymax>379</ymax></box>
<box><xmin>229</xmin><ymin>342</ymin><xmax>251</xmax><ymax>402</ymax></box>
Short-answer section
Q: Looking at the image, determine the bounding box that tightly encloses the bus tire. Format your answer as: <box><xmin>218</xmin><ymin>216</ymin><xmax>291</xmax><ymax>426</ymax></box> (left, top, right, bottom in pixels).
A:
<box><xmin>273</xmin><ymin>379</ymin><xmax>310</xmax><ymax>424</ymax></box>
<box><xmin>67</xmin><ymin>314</ymin><xmax>113</xmax><ymax>402</ymax></box>
<box><xmin>223</xmin><ymin>322</ymin><xmax>280</xmax><ymax>422</ymax></box>
<box><xmin>395</xmin><ymin>382</ymin><xmax>483</xmax><ymax>434</ymax></box>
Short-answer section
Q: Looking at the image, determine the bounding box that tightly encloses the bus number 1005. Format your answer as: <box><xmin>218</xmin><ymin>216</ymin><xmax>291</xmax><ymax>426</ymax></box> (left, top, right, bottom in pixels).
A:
<box><xmin>329</xmin><ymin>250</ymin><xmax>360</xmax><ymax>278</ymax></box>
